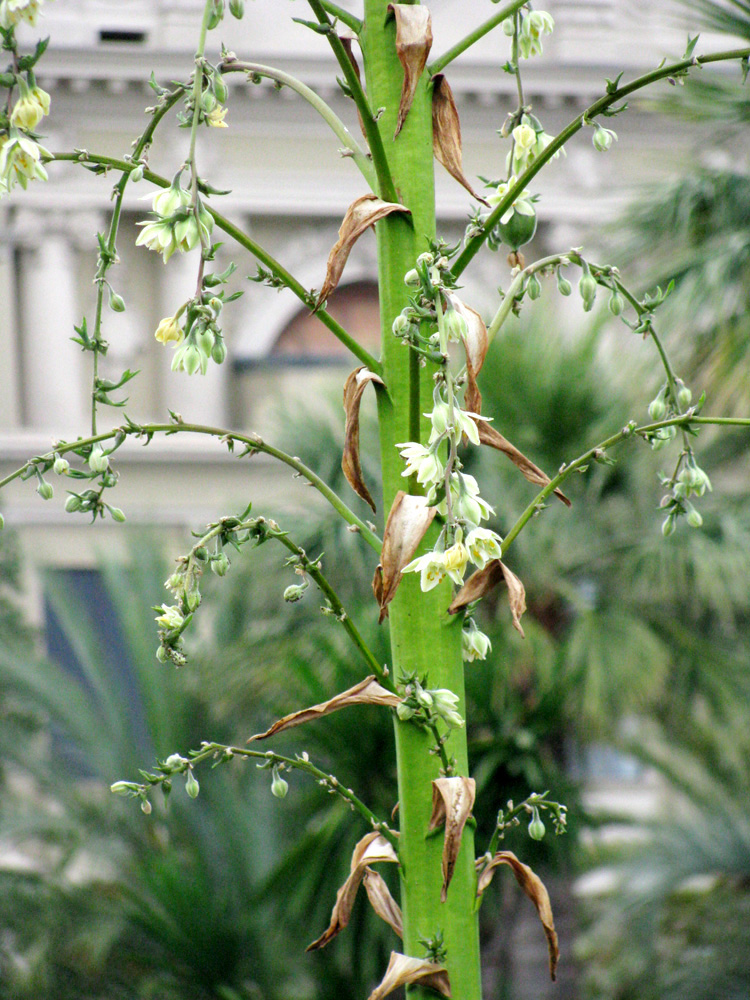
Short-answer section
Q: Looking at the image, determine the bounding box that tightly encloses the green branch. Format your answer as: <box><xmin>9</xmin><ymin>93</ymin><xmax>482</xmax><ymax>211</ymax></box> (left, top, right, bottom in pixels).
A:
<box><xmin>500</xmin><ymin>414</ymin><xmax>750</xmax><ymax>555</ymax></box>
<box><xmin>269</xmin><ymin>528</ymin><xmax>393</xmax><ymax>688</ymax></box>
<box><xmin>0</xmin><ymin>422</ymin><xmax>383</xmax><ymax>552</ymax></box>
<box><xmin>315</xmin><ymin>0</ymin><xmax>362</xmax><ymax>33</ymax></box>
<box><xmin>306</xmin><ymin>0</ymin><xmax>399</xmax><ymax>203</ymax></box>
<box><xmin>452</xmin><ymin>46</ymin><xmax>750</xmax><ymax>279</ymax></box>
<box><xmin>47</xmin><ymin>153</ymin><xmax>382</xmax><ymax>374</ymax></box>
<box><xmin>219</xmin><ymin>59</ymin><xmax>376</xmax><ymax>189</ymax></box>
<box><xmin>429</xmin><ymin>0</ymin><xmax>527</xmax><ymax>76</ymax></box>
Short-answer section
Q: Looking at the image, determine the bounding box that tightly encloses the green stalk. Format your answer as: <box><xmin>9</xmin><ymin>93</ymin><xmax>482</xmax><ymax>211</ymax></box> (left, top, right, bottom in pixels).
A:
<box><xmin>360</xmin><ymin>4</ymin><xmax>482</xmax><ymax>998</ymax></box>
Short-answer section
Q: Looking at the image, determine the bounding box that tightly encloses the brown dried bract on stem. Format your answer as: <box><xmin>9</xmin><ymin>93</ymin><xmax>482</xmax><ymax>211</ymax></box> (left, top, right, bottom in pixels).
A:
<box><xmin>428</xmin><ymin>776</ymin><xmax>476</xmax><ymax>902</ymax></box>
<box><xmin>448</xmin><ymin>559</ymin><xmax>527</xmax><ymax>637</ymax></box>
<box><xmin>367</xmin><ymin>951</ymin><xmax>451</xmax><ymax>1000</ymax></box>
<box><xmin>432</xmin><ymin>75</ymin><xmax>488</xmax><ymax>204</ymax></box>
<box><xmin>318</xmin><ymin>194</ymin><xmax>410</xmax><ymax>306</ymax></box>
<box><xmin>362</xmin><ymin>868</ymin><xmax>403</xmax><ymax>938</ymax></box>
<box><xmin>388</xmin><ymin>4</ymin><xmax>433</xmax><ymax>137</ymax></box>
<box><xmin>308</xmin><ymin>832</ymin><xmax>399</xmax><ymax>951</ymax></box>
<box><xmin>476</xmin><ymin>850</ymin><xmax>559</xmax><ymax>981</ymax></box>
<box><xmin>372</xmin><ymin>491</ymin><xmax>436</xmax><ymax>622</ymax></box>
<box><xmin>342</xmin><ymin>366</ymin><xmax>384</xmax><ymax>512</ymax></box>
<box><xmin>338</xmin><ymin>28</ymin><xmax>368</xmax><ymax>144</ymax></box>
<box><xmin>248</xmin><ymin>675</ymin><xmax>400</xmax><ymax>742</ymax></box>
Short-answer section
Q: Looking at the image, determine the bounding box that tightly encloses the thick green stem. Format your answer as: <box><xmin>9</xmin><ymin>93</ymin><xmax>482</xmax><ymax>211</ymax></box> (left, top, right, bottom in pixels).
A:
<box><xmin>360</xmin><ymin>4</ymin><xmax>482</xmax><ymax>998</ymax></box>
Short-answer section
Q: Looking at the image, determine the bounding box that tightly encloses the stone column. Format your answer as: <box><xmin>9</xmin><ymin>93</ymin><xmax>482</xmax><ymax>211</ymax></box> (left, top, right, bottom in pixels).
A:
<box><xmin>16</xmin><ymin>209</ymin><xmax>99</xmax><ymax>434</ymax></box>
<box><xmin>0</xmin><ymin>206</ymin><xmax>22</xmax><ymax>429</ymax></box>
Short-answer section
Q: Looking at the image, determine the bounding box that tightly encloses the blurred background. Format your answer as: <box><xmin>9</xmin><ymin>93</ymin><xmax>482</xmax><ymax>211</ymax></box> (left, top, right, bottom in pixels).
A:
<box><xmin>1</xmin><ymin>0</ymin><xmax>750</xmax><ymax>997</ymax></box>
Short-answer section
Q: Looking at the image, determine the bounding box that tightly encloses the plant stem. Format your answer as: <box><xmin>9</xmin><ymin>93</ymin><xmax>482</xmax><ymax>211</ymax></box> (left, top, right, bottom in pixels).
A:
<box><xmin>452</xmin><ymin>46</ymin><xmax>750</xmax><ymax>279</ymax></box>
<box><xmin>48</xmin><ymin>153</ymin><xmax>382</xmax><ymax>374</ymax></box>
<box><xmin>428</xmin><ymin>0</ymin><xmax>528</xmax><ymax>75</ymax></box>
<box><xmin>269</xmin><ymin>529</ymin><xmax>392</xmax><ymax>687</ymax></box>
<box><xmin>361</xmin><ymin>3</ymin><xmax>482</xmax><ymax>997</ymax></box>
<box><xmin>0</xmin><ymin>422</ymin><xmax>383</xmax><ymax>551</ymax></box>
<box><xmin>219</xmin><ymin>59</ymin><xmax>376</xmax><ymax>189</ymax></box>
<box><xmin>315</xmin><ymin>0</ymin><xmax>363</xmax><ymax>35</ymax></box>
<box><xmin>307</xmin><ymin>0</ymin><xmax>399</xmax><ymax>203</ymax></box>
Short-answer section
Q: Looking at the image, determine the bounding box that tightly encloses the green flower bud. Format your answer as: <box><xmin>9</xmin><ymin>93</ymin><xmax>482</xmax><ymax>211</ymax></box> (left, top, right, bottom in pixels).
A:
<box><xmin>443</xmin><ymin>307</ymin><xmax>469</xmax><ymax>343</ymax></box>
<box><xmin>396</xmin><ymin>702</ymin><xmax>417</xmax><ymax>721</ymax></box>
<box><xmin>53</xmin><ymin>455</ymin><xmax>70</xmax><ymax>475</ymax></box>
<box><xmin>557</xmin><ymin>272</ymin><xmax>572</xmax><ymax>296</ymax></box>
<box><xmin>0</xmin><ymin>512</ymin><xmax>4</xmax><ymax>530</ymax></box>
<box><xmin>194</xmin><ymin>546</ymin><xmax>209</xmax><ymax>562</ymax></box>
<box><xmin>211</xmin><ymin>551</ymin><xmax>230</xmax><ymax>576</ymax></box>
<box><xmin>686</xmin><ymin>505</ymin><xmax>703</xmax><ymax>528</ymax></box>
<box><xmin>186</xmin><ymin>587</ymin><xmax>201</xmax><ymax>612</ymax></box>
<box><xmin>229</xmin><ymin>0</ymin><xmax>244</xmax><ymax>17</ymax></box>
<box><xmin>404</xmin><ymin>268</ymin><xmax>420</xmax><ymax>287</ymax></box>
<box><xmin>156</xmin><ymin>645</ymin><xmax>168</xmax><ymax>663</ymax></box>
<box><xmin>130</xmin><ymin>165</ymin><xmax>144</xmax><ymax>183</ymax></box>
<box><xmin>528</xmin><ymin>807</ymin><xmax>546</xmax><ymax>841</ymax></box>
<box><xmin>676</xmin><ymin>381</ymin><xmax>692</xmax><ymax>409</ymax></box>
<box><xmin>579</xmin><ymin>271</ymin><xmax>597</xmax><ymax>311</ymax></box>
<box><xmin>527</xmin><ymin>273</ymin><xmax>542</xmax><ymax>300</ymax></box>
<box><xmin>108</xmin><ymin>288</ymin><xmax>126</xmax><ymax>313</ymax></box>
<box><xmin>141</xmin><ymin>798</ymin><xmax>152</xmax><ymax>815</ymax></box>
<box><xmin>108</xmin><ymin>506</ymin><xmax>126</xmax><ymax>523</ymax></box>
<box><xmin>392</xmin><ymin>313</ymin><xmax>410</xmax><ymax>336</ymax></box>
<box><xmin>608</xmin><ymin>290</ymin><xmax>624</xmax><ymax>315</ymax></box>
<box><xmin>65</xmin><ymin>494</ymin><xmax>82</xmax><ymax>513</ymax></box>
<box><xmin>110</xmin><ymin>780</ymin><xmax>135</xmax><ymax>796</ymax></box>
<box><xmin>271</xmin><ymin>765</ymin><xmax>289</xmax><ymax>799</ymax></box>
<box><xmin>648</xmin><ymin>390</ymin><xmax>667</xmax><ymax>421</ymax></box>
<box><xmin>662</xmin><ymin>513</ymin><xmax>676</xmax><ymax>537</ymax></box>
<box><xmin>37</xmin><ymin>480</ymin><xmax>53</xmax><ymax>500</ymax></box>
<box><xmin>213</xmin><ymin>75</ymin><xmax>228</xmax><ymax>103</ymax></box>
<box><xmin>283</xmin><ymin>583</ymin><xmax>306</xmax><ymax>603</ymax></box>
<box><xmin>88</xmin><ymin>447</ymin><xmax>110</xmax><ymax>474</ymax></box>
<box><xmin>592</xmin><ymin>125</ymin><xmax>617</xmax><ymax>152</ymax></box>
<box><xmin>185</xmin><ymin>769</ymin><xmax>200</xmax><ymax>799</ymax></box>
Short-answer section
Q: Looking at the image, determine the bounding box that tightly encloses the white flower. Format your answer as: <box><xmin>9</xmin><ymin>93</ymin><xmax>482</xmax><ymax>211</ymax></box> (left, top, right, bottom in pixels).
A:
<box><xmin>462</xmin><ymin>623</ymin><xmax>492</xmax><ymax>662</ymax></box>
<box><xmin>171</xmin><ymin>339</ymin><xmax>206</xmax><ymax>376</ymax></box>
<box><xmin>429</xmin><ymin>688</ymin><xmax>464</xmax><ymax>728</ymax></box>
<box><xmin>10</xmin><ymin>83</ymin><xmax>51</xmax><ymax>130</ymax></box>
<box><xmin>466</xmin><ymin>526</ymin><xmax>503</xmax><ymax>569</ymax></box>
<box><xmin>427</xmin><ymin>401</ymin><xmax>483</xmax><ymax>447</ymax></box>
<box><xmin>396</xmin><ymin>441</ymin><xmax>445</xmax><ymax>486</ymax></box>
<box><xmin>135</xmin><ymin>218</ymin><xmax>179</xmax><ymax>261</ymax></box>
<box><xmin>487</xmin><ymin>177</ymin><xmax>535</xmax><ymax>225</ymax></box>
<box><xmin>401</xmin><ymin>550</ymin><xmax>447</xmax><ymax>592</ymax></box>
<box><xmin>518</xmin><ymin>8</ymin><xmax>554</xmax><ymax>57</ymax></box>
<box><xmin>0</xmin><ymin>0</ymin><xmax>45</xmax><ymax>29</ymax></box>
<box><xmin>155</xmin><ymin>604</ymin><xmax>184</xmax><ymax>630</ymax></box>
<box><xmin>592</xmin><ymin>126</ymin><xmax>617</xmax><ymax>152</ymax></box>
<box><xmin>443</xmin><ymin>540</ymin><xmax>469</xmax><ymax>585</ymax></box>
<box><xmin>0</xmin><ymin>132</ymin><xmax>50</xmax><ymax>195</ymax></box>
<box><xmin>431</xmin><ymin>472</ymin><xmax>494</xmax><ymax>524</ymax></box>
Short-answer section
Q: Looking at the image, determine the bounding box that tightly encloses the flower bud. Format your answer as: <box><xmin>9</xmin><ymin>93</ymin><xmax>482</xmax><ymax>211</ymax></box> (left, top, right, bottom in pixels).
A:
<box><xmin>528</xmin><ymin>807</ymin><xmax>546</xmax><ymax>841</ymax></box>
<box><xmin>662</xmin><ymin>513</ymin><xmax>676</xmax><ymax>537</ymax></box>
<box><xmin>130</xmin><ymin>165</ymin><xmax>144</xmax><ymax>183</ymax></box>
<box><xmin>0</xmin><ymin>513</ymin><xmax>4</xmax><ymax>530</ymax></box>
<box><xmin>211</xmin><ymin>551</ymin><xmax>230</xmax><ymax>576</ymax></box>
<box><xmin>608</xmin><ymin>290</ymin><xmax>624</xmax><ymax>315</ymax></box>
<box><xmin>108</xmin><ymin>506</ymin><xmax>126</xmax><ymax>523</ymax></box>
<box><xmin>211</xmin><ymin>336</ymin><xmax>227</xmax><ymax>365</ymax></box>
<box><xmin>686</xmin><ymin>505</ymin><xmax>703</xmax><ymax>528</ymax></box>
<box><xmin>392</xmin><ymin>313</ymin><xmax>410</xmax><ymax>336</ymax></box>
<box><xmin>397</xmin><ymin>702</ymin><xmax>416</xmax><ymax>721</ymax></box>
<box><xmin>271</xmin><ymin>765</ymin><xmax>289</xmax><ymax>799</ymax></box>
<box><xmin>65</xmin><ymin>494</ymin><xmax>82</xmax><ymax>513</ymax></box>
<box><xmin>141</xmin><ymin>798</ymin><xmax>152</xmax><ymax>815</ymax></box>
<box><xmin>108</xmin><ymin>288</ymin><xmax>126</xmax><ymax>313</ymax></box>
<box><xmin>676</xmin><ymin>381</ymin><xmax>692</xmax><ymax>409</ymax></box>
<box><xmin>88</xmin><ymin>447</ymin><xmax>110</xmax><ymax>474</ymax></box>
<box><xmin>213</xmin><ymin>75</ymin><xmax>228</xmax><ymax>103</ymax></box>
<box><xmin>53</xmin><ymin>455</ymin><xmax>70</xmax><ymax>475</ymax></box>
<box><xmin>579</xmin><ymin>271</ymin><xmax>597</xmax><ymax>311</ymax></box>
<box><xmin>37</xmin><ymin>480</ymin><xmax>53</xmax><ymax>500</ymax></box>
<box><xmin>527</xmin><ymin>273</ymin><xmax>541</xmax><ymax>300</ymax></box>
<box><xmin>229</xmin><ymin>0</ymin><xmax>244</xmax><ymax>17</ymax></box>
<box><xmin>404</xmin><ymin>268</ymin><xmax>420</xmax><ymax>287</ymax></box>
<box><xmin>648</xmin><ymin>389</ymin><xmax>667</xmax><ymax>421</ymax></box>
<box><xmin>443</xmin><ymin>307</ymin><xmax>468</xmax><ymax>343</ymax></box>
<box><xmin>156</xmin><ymin>645</ymin><xmax>168</xmax><ymax>663</ymax></box>
<box><xmin>165</xmin><ymin>753</ymin><xmax>187</xmax><ymax>769</ymax></box>
<box><xmin>186</xmin><ymin>587</ymin><xmax>201</xmax><ymax>612</ymax></box>
<box><xmin>502</xmin><ymin>16</ymin><xmax>515</xmax><ymax>35</ymax></box>
<box><xmin>283</xmin><ymin>583</ymin><xmax>306</xmax><ymax>603</ymax></box>
<box><xmin>110</xmin><ymin>781</ymin><xmax>134</xmax><ymax>796</ymax></box>
<box><xmin>557</xmin><ymin>272</ymin><xmax>572</xmax><ymax>296</ymax></box>
<box><xmin>185</xmin><ymin>769</ymin><xmax>200</xmax><ymax>799</ymax></box>
<box><xmin>592</xmin><ymin>126</ymin><xmax>617</xmax><ymax>152</ymax></box>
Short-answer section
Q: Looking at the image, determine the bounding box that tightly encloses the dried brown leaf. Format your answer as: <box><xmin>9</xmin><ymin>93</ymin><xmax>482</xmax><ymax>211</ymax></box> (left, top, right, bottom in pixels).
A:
<box><xmin>367</xmin><ymin>951</ymin><xmax>451</xmax><ymax>1000</ymax></box>
<box><xmin>477</xmin><ymin>422</ymin><xmax>571</xmax><ymax>507</ymax></box>
<box><xmin>308</xmin><ymin>832</ymin><xmax>399</xmax><ymax>951</ymax></box>
<box><xmin>342</xmin><ymin>366</ymin><xmax>384</xmax><ymax>512</ymax></box>
<box><xmin>476</xmin><ymin>851</ymin><xmax>559</xmax><ymax>981</ymax></box>
<box><xmin>319</xmin><ymin>194</ymin><xmax>410</xmax><ymax>305</ymax></box>
<box><xmin>446</xmin><ymin>292</ymin><xmax>489</xmax><ymax>417</ymax></box>
<box><xmin>432</xmin><ymin>75</ymin><xmax>488</xmax><ymax>204</ymax></box>
<box><xmin>388</xmin><ymin>4</ymin><xmax>433</xmax><ymax>137</ymax></box>
<box><xmin>376</xmin><ymin>491</ymin><xmax>436</xmax><ymax>622</ymax></box>
<box><xmin>448</xmin><ymin>560</ymin><xmax>526</xmax><ymax>637</ymax></box>
<box><xmin>249</xmin><ymin>676</ymin><xmax>399</xmax><ymax>742</ymax></box>
<box><xmin>363</xmin><ymin>868</ymin><xmax>403</xmax><ymax>938</ymax></box>
<box><xmin>428</xmin><ymin>776</ymin><xmax>476</xmax><ymax>903</ymax></box>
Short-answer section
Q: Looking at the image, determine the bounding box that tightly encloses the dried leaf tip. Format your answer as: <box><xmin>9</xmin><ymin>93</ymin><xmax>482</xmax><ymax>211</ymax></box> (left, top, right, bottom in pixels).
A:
<box><xmin>374</xmin><ymin>491</ymin><xmax>436</xmax><ymax>622</ymax></box>
<box><xmin>428</xmin><ymin>776</ymin><xmax>476</xmax><ymax>902</ymax></box>
<box><xmin>388</xmin><ymin>4</ymin><xmax>433</xmax><ymax>137</ymax></box>
<box><xmin>449</xmin><ymin>559</ymin><xmax>527</xmax><ymax>637</ymax></box>
<box><xmin>476</xmin><ymin>851</ymin><xmax>559</xmax><ymax>981</ymax></box>
<box><xmin>343</xmin><ymin>367</ymin><xmax>384</xmax><ymax>512</ymax></box>
<box><xmin>248</xmin><ymin>676</ymin><xmax>399</xmax><ymax>742</ymax></box>
<box><xmin>318</xmin><ymin>194</ymin><xmax>410</xmax><ymax>307</ymax></box>
<box><xmin>432</xmin><ymin>76</ymin><xmax>488</xmax><ymax>204</ymax></box>
<box><xmin>308</xmin><ymin>832</ymin><xmax>399</xmax><ymax>951</ymax></box>
<box><xmin>367</xmin><ymin>951</ymin><xmax>451</xmax><ymax>1000</ymax></box>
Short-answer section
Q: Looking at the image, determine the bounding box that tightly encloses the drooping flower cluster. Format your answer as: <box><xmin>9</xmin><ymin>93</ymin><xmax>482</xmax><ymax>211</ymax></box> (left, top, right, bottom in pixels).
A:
<box><xmin>0</xmin><ymin>0</ymin><xmax>47</xmax><ymax>30</ymax></box>
<box><xmin>502</xmin><ymin>7</ymin><xmax>555</xmax><ymax>59</ymax></box>
<box><xmin>392</xmin><ymin>243</ymin><xmax>500</xmax><ymax>661</ymax></box>
<box><xmin>136</xmin><ymin>173</ymin><xmax>214</xmax><ymax>263</ymax></box>
<box><xmin>0</xmin><ymin>130</ymin><xmax>50</xmax><ymax>197</ymax></box>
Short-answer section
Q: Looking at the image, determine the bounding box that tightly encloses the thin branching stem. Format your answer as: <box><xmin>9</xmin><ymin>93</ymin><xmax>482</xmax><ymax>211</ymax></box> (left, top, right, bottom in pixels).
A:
<box><xmin>0</xmin><ymin>422</ymin><xmax>383</xmax><ymax>551</ymax></box>
<box><xmin>219</xmin><ymin>59</ymin><xmax>376</xmax><ymax>189</ymax></box>
<box><xmin>428</xmin><ymin>0</ymin><xmax>528</xmax><ymax>76</ymax></box>
<box><xmin>47</xmin><ymin>153</ymin><xmax>382</xmax><ymax>374</ymax></box>
<box><xmin>306</xmin><ymin>0</ymin><xmax>399</xmax><ymax>203</ymax></box>
<box><xmin>452</xmin><ymin>46</ymin><xmax>750</xmax><ymax>279</ymax></box>
<box><xmin>315</xmin><ymin>0</ymin><xmax>362</xmax><ymax>34</ymax></box>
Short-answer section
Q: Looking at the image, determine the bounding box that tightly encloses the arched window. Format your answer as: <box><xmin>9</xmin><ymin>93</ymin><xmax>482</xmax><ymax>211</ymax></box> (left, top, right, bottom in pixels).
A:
<box><xmin>270</xmin><ymin>280</ymin><xmax>380</xmax><ymax>363</ymax></box>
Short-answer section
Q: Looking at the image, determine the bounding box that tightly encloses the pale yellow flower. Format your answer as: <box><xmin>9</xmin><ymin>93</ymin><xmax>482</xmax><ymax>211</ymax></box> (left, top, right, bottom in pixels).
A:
<box><xmin>206</xmin><ymin>106</ymin><xmax>228</xmax><ymax>128</ymax></box>
<box><xmin>154</xmin><ymin>315</ymin><xmax>183</xmax><ymax>344</ymax></box>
